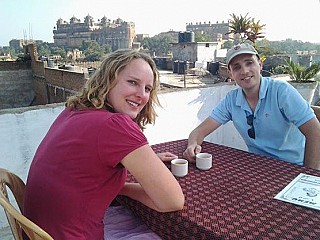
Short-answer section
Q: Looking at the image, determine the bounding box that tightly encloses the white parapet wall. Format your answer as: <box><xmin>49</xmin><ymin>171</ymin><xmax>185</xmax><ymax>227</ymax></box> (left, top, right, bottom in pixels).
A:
<box><xmin>144</xmin><ymin>85</ymin><xmax>246</xmax><ymax>150</ymax></box>
<box><xmin>0</xmin><ymin>84</ymin><xmax>246</xmax><ymax>228</ymax></box>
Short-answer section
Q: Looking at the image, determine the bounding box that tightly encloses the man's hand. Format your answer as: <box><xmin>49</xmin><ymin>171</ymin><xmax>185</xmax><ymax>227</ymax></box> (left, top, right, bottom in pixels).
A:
<box><xmin>183</xmin><ymin>144</ymin><xmax>202</xmax><ymax>163</ymax></box>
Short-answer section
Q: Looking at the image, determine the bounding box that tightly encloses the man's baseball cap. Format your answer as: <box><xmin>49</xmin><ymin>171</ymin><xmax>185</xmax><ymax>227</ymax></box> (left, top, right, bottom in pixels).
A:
<box><xmin>226</xmin><ymin>43</ymin><xmax>259</xmax><ymax>66</ymax></box>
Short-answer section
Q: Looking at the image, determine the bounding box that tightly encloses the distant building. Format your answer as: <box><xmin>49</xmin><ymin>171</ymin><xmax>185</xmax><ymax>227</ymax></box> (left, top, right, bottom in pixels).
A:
<box><xmin>172</xmin><ymin>41</ymin><xmax>221</xmax><ymax>68</ymax></box>
<box><xmin>53</xmin><ymin>15</ymin><xmax>136</xmax><ymax>50</ymax></box>
<box><xmin>172</xmin><ymin>31</ymin><xmax>222</xmax><ymax>71</ymax></box>
<box><xmin>9</xmin><ymin>39</ymin><xmax>25</xmax><ymax>51</ymax></box>
<box><xmin>156</xmin><ymin>31</ymin><xmax>180</xmax><ymax>43</ymax></box>
<box><xmin>9</xmin><ymin>39</ymin><xmax>43</xmax><ymax>53</ymax></box>
<box><xmin>135</xmin><ymin>34</ymin><xmax>150</xmax><ymax>42</ymax></box>
<box><xmin>186</xmin><ymin>21</ymin><xmax>233</xmax><ymax>42</ymax></box>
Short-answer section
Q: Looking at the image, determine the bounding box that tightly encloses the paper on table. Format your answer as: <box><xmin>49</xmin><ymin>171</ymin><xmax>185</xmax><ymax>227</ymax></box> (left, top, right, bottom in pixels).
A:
<box><xmin>274</xmin><ymin>173</ymin><xmax>320</xmax><ymax>211</ymax></box>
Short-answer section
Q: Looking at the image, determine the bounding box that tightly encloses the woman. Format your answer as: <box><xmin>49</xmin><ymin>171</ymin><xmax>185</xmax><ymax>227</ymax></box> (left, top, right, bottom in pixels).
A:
<box><xmin>24</xmin><ymin>49</ymin><xmax>185</xmax><ymax>240</ymax></box>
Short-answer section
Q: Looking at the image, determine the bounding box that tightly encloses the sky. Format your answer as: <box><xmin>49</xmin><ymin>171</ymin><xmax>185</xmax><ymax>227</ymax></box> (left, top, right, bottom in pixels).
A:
<box><xmin>1</xmin><ymin>0</ymin><xmax>320</xmax><ymax>46</ymax></box>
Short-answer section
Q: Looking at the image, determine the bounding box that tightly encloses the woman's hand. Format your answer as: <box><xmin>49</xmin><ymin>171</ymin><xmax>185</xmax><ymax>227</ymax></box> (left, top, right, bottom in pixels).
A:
<box><xmin>157</xmin><ymin>152</ymin><xmax>178</xmax><ymax>162</ymax></box>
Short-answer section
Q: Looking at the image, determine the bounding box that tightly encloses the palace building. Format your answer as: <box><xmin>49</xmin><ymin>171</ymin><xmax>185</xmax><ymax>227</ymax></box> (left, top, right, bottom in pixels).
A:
<box><xmin>53</xmin><ymin>14</ymin><xmax>135</xmax><ymax>50</ymax></box>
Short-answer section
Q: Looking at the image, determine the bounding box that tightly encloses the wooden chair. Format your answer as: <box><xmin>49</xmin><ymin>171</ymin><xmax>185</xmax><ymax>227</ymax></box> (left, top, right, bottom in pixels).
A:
<box><xmin>0</xmin><ymin>168</ymin><xmax>25</xmax><ymax>212</ymax></box>
<box><xmin>311</xmin><ymin>105</ymin><xmax>320</xmax><ymax>121</ymax></box>
<box><xmin>0</xmin><ymin>168</ymin><xmax>54</xmax><ymax>240</ymax></box>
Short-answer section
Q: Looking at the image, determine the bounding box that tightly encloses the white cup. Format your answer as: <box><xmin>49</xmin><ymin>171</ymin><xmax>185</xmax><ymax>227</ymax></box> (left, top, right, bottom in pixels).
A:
<box><xmin>196</xmin><ymin>153</ymin><xmax>212</xmax><ymax>170</ymax></box>
<box><xmin>171</xmin><ymin>159</ymin><xmax>188</xmax><ymax>177</ymax></box>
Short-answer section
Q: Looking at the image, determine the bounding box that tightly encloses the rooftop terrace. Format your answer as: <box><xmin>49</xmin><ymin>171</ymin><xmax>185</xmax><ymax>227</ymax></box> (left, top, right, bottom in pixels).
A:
<box><xmin>0</xmin><ymin>81</ymin><xmax>247</xmax><ymax>233</ymax></box>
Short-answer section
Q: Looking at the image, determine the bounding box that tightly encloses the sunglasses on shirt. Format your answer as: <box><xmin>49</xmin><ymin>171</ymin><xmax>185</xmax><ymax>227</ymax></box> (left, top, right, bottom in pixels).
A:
<box><xmin>246</xmin><ymin>114</ymin><xmax>255</xmax><ymax>139</ymax></box>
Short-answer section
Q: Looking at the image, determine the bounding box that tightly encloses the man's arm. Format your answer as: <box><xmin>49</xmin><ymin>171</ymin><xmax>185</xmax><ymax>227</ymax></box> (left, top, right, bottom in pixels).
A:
<box><xmin>299</xmin><ymin>117</ymin><xmax>320</xmax><ymax>170</ymax></box>
<box><xmin>183</xmin><ymin>117</ymin><xmax>221</xmax><ymax>162</ymax></box>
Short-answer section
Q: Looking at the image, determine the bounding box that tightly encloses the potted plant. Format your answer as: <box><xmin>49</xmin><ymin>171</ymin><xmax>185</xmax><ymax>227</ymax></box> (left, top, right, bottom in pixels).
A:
<box><xmin>225</xmin><ymin>13</ymin><xmax>267</xmax><ymax>63</ymax></box>
<box><xmin>281</xmin><ymin>60</ymin><xmax>320</xmax><ymax>104</ymax></box>
<box><xmin>226</xmin><ymin>13</ymin><xmax>266</xmax><ymax>44</ymax></box>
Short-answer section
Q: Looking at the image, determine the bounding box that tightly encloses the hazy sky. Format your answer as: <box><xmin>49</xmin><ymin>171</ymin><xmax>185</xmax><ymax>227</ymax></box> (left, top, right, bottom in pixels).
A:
<box><xmin>1</xmin><ymin>0</ymin><xmax>320</xmax><ymax>46</ymax></box>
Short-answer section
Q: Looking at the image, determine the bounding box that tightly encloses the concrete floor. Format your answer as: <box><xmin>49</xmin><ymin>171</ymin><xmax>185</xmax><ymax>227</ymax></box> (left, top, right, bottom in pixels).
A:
<box><xmin>0</xmin><ymin>226</ymin><xmax>14</xmax><ymax>240</ymax></box>
<box><xmin>159</xmin><ymin>69</ymin><xmax>222</xmax><ymax>90</ymax></box>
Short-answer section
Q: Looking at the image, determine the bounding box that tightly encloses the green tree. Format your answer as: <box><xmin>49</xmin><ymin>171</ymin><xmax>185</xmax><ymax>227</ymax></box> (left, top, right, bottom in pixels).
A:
<box><xmin>141</xmin><ymin>36</ymin><xmax>172</xmax><ymax>56</ymax></box>
<box><xmin>255</xmin><ymin>39</ymin><xmax>283</xmax><ymax>56</ymax></box>
<box><xmin>36</xmin><ymin>42</ymin><xmax>52</xmax><ymax>58</ymax></box>
<box><xmin>265</xmin><ymin>39</ymin><xmax>320</xmax><ymax>55</ymax></box>
<box><xmin>102</xmin><ymin>44</ymin><xmax>112</xmax><ymax>54</ymax></box>
<box><xmin>9</xmin><ymin>47</ymin><xmax>17</xmax><ymax>58</ymax></box>
<box><xmin>51</xmin><ymin>46</ymin><xmax>66</xmax><ymax>59</ymax></box>
<box><xmin>194</xmin><ymin>32</ymin><xmax>211</xmax><ymax>42</ymax></box>
<box><xmin>222</xmin><ymin>40</ymin><xmax>234</xmax><ymax>49</ymax></box>
<box><xmin>81</xmin><ymin>41</ymin><xmax>104</xmax><ymax>61</ymax></box>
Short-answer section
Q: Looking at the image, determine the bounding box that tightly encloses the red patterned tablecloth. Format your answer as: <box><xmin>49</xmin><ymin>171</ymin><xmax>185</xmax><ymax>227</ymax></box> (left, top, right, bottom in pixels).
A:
<box><xmin>116</xmin><ymin>139</ymin><xmax>320</xmax><ymax>240</ymax></box>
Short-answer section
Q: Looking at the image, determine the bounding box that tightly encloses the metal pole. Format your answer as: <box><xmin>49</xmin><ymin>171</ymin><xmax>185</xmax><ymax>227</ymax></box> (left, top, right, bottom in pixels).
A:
<box><xmin>184</xmin><ymin>61</ymin><xmax>186</xmax><ymax>88</ymax></box>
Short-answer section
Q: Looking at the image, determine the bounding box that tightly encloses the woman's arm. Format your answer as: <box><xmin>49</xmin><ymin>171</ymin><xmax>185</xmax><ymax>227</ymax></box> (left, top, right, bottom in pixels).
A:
<box><xmin>119</xmin><ymin>145</ymin><xmax>185</xmax><ymax>212</ymax></box>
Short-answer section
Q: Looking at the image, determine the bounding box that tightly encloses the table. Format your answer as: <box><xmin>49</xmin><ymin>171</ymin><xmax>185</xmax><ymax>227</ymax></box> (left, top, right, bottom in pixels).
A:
<box><xmin>116</xmin><ymin>139</ymin><xmax>320</xmax><ymax>240</ymax></box>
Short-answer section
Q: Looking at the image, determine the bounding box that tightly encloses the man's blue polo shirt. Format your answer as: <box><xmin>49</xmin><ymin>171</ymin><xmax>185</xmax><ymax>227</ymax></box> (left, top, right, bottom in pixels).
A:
<box><xmin>211</xmin><ymin>77</ymin><xmax>315</xmax><ymax>165</ymax></box>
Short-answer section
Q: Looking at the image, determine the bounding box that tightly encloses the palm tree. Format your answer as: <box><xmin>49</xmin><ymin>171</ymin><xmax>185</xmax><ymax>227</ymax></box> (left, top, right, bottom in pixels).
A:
<box><xmin>226</xmin><ymin>13</ymin><xmax>265</xmax><ymax>44</ymax></box>
<box><xmin>246</xmin><ymin>18</ymin><xmax>266</xmax><ymax>43</ymax></box>
<box><xmin>226</xmin><ymin>13</ymin><xmax>251</xmax><ymax>43</ymax></box>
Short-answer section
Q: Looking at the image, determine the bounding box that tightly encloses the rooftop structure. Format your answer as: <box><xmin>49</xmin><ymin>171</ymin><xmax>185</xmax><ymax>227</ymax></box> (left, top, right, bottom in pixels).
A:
<box><xmin>186</xmin><ymin>21</ymin><xmax>232</xmax><ymax>42</ymax></box>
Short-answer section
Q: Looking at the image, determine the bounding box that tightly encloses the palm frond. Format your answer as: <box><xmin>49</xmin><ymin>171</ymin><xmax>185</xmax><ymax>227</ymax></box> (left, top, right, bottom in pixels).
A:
<box><xmin>226</xmin><ymin>13</ymin><xmax>265</xmax><ymax>43</ymax></box>
<box><xmin>284</xmin><ymin>59</ymin><xmax>320</xmax><ymax>81</ymax></box>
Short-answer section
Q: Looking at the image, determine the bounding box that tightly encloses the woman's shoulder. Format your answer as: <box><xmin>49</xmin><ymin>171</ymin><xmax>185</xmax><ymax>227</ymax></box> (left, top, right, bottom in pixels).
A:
<box><xmin>66</xmin><ymin>108</ymin><xmax>128</xmax><ymax>123</ymax></box>
<box><xmin>68</xmin><ymin>107</ymin><xmax>112</xmax><ymax>117</ymax></box>
<box><xmin>108</xmin><ymin>113</ymin><xmax>140</xmax><ymax>129</ymax></box>
<box><xmin>66</xmin><ymin>108</ymin><xmax>138</xmax><ymax>128</ymax></box>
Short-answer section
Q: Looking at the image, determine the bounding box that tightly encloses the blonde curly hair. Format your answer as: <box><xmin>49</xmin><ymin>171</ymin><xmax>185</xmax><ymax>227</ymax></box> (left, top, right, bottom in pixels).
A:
<box><xmin>66</xmin><ymin>49</ymin><xmax>161</xmax><ymax>130</ymax></box>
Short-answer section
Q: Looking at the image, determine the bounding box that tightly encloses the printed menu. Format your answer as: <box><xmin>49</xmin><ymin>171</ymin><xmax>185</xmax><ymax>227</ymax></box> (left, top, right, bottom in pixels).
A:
<box><xmin>274</xmin><ymin>173</ymin><xmax>320</xmax><ymax>210</ymax></box>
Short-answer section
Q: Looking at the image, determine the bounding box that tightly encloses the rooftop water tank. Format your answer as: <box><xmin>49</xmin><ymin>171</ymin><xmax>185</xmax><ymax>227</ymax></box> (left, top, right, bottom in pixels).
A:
<box><xmin>184</xmin><ymin>31</ymin><xmax>195</xmax><ymax>43</ymax></box>
<box><xmin>178</xmin><ymin>32</ymin><xmax>186</xmax><ymax>43</ymax></box>
<box><xmin>178</xmin><ymin>31</ymin><xmax>195</xmax><ymax>43</ymax></box>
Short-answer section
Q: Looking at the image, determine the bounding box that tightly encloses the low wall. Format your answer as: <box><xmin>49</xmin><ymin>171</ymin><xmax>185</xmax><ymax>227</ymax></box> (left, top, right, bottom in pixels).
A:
<box><xmin>0</xmin><ymin>84</ymin><xmax>245</xmax><ymax>228</ymax></box>
<box><xmin>32</xmin><ymin>59</ymin><xmax>46</xmax><ymax>77</ymax></box>
<box><xmin>0</xmin><ymin>61</ymin><xmax>30</xmax><ymax>71</ymax></box>
<box><xmin>0</xmin><ymin>61</ymin><xmax>34</xmax><ymax>109</ymax></box>
<box><xmin>0</xmin><ymin>68</ymin><xmax>34</xmax><ymax>109</ymax></box>
<box><xmin>32</xmin><ymin>67</ymin><xmax>87</xmax><ymax>106</ymax></box>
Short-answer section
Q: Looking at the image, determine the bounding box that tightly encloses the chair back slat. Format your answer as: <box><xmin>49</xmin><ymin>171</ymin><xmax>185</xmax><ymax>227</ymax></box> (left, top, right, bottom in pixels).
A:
<box><xmin>0</xmin><ymin>168</ymin><xmax>54</xmax><ymax>240</ymax></box>
<box><xmin>0</xmin><ymin>168</ymin><xmax>25</xmax><ymax>211</ymax></box>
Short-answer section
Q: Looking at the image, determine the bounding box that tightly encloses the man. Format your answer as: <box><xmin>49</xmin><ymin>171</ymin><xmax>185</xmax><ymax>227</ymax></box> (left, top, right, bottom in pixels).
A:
<box><xmin>183</xmin><ymin>43</ymin><xmax>320</xmax><ymax>170</ymax></box>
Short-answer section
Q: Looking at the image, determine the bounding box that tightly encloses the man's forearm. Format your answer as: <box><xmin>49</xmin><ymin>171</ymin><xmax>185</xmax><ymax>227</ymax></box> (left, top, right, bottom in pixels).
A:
<box><xmin>304</xmin><ymin>141</ymin><xmax>320</xmax><ymax>170</ymax></box>
<box><xmin>188</xmin><ymin>129</ymin><xmax>204</xmax><ymax>146</ymax></box>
